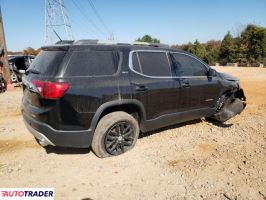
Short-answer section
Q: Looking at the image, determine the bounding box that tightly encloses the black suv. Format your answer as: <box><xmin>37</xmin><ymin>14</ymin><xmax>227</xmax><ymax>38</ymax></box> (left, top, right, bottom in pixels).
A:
<box><xmin>21</xmin><ymin>40</ymin><xmax>246</xmax><ymax>158</ymax></box>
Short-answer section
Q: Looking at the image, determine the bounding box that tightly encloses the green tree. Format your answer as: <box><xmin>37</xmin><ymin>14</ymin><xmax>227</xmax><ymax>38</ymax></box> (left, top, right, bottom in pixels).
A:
<box><xmin>136</xmin><ymin>35</ymin><xmax>160</xmax><ymax>43</ymax></box>
<box><xmin>172</xmin><ymin>42</ymin><xmax>193</xmax><ymax>51</ymax></box>
<box><xmin>172</xmin><ymin>40</ymin><xmax>221</xmax><ymax>65</ymax></box>
<box><xmin>235</xmin><ymin>37</ymin><xmax>248</xmax><ymax>66</ymax></box>
<box><xmin>168</xmin><ymin>24</ymin><xmax>266</xmax><ymax>66</ymax></box>
<box><xmin>204</xmin><ymin>40</ymin><xmax>221</xmax><ymax>65</ymax></box>
<box><xmin>219</xmin><ymin>32</ymin><xmax>237</xmax><ymax>65</ymax></box>
<box><xmin>188</xmin><ymin>40</ymin><xmax>207</xmax><ymax>61</ymax></box>
<box><xmin>238</xmin><ymin>25</ymin><xmax>266</xmax><ymax>66</ymax></box>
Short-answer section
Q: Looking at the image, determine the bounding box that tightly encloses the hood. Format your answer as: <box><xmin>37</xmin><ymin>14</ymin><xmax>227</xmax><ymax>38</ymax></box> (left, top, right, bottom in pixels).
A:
<box><xmin>219</xmin><ymin>72</ymin><xmax>240</xmax><ymax>82</ymax></box>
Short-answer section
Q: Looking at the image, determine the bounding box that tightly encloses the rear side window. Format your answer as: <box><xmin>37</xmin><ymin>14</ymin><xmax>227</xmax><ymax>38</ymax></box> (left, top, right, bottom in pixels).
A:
<box><xmin>64</xmin><ymin>51</ymin><xmax>119</xmax><ymax>77</ymax></box>
<box><xmin>28</xmin><ymin>50</ymin><xmax>66</xmax><ymax>75</ymax></box>
<box><xmin>171</xmin><ymin>53</ymin><xmax>207</xmax><ymax>76</ymax></box>
<box><xmin>132</xmin><ymin>51</ymin><xmax>171</xmax><ymax>77</ymax></box>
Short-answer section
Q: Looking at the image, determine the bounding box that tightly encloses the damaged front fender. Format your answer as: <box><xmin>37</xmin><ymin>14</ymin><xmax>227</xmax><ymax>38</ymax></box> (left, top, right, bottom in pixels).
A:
<box><xmin>211</xmin><ymin>88</ymin><xmax>246</xmax><ymax>122</ymax></box>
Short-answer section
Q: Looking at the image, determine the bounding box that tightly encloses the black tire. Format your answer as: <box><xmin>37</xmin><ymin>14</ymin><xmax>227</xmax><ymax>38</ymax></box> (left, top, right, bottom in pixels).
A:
<box><xmin>206</xmin><ymin>94</ymin><xmax>227</xmax><ymax>122</ymax></box>
<box><xmin>91</xmin><ymin>111</ymin><xmax>139</xmax><ymax>158</ymax></box>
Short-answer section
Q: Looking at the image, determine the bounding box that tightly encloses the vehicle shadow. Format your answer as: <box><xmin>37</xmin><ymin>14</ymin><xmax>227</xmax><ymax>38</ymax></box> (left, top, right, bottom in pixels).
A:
<box><xmin>139</xmin><ymin>119</ymin><xmax>202</xmax><ymax>139</ymax></box>
<box><xmin>81</xmin><ymin>198</ymin><xmax>94</xmax><ymax>200</ymax></box>
<box><xmin>43</xmin><ymin>118</ymin><xmax>232</xmax><ymax>155</ymax></box>
<box><xmin>206</xmin><ymin>118</ymin><xmax>233</xmax><ymax>128</ymax></box>
<box><xmin>139</xmin><ymin>118</ymin><xmax>232</xmax><ymax>139</ymax></box>
<box><xmin>44</xmin><ymin>146</ymin><xmax>91</xmax><ymax>155</ymax></box>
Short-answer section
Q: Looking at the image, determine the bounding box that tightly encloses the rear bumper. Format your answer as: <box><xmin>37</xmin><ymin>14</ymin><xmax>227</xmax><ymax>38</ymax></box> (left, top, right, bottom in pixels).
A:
<box><xmin>22</xmin><ymin>111</ymin><xmax>93</xmax><ymax>148</ymax></box>
<box><xmin>24</xmin><ymin>120</ymin><xmax>55</xmax><ymax>146</ymax></box>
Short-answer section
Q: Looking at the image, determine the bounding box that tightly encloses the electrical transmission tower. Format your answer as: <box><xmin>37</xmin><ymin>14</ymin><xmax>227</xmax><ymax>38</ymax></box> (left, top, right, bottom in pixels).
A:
<box><xmin>45</xmin><ymin>0</ymin><xmax>74</xmax><ymax>44</ymax></box>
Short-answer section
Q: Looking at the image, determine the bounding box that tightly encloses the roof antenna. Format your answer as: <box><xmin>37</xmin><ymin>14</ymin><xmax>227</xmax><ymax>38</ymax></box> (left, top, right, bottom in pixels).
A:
<box><xmin>53</xmin><ymin>30</ymin><xmax>62</xmax><ymax>43</ymax></box>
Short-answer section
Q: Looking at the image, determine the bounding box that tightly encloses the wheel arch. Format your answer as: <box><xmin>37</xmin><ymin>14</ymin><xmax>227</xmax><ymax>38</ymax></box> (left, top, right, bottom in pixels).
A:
<box><xmin>89</xmin><ymin>99</ymin><xmax>146</xmax><ymax>133</ymax></box>
<box><xmin>220</xmin><ymin>87</ymin><xmax>246</xmax><ymax>100</ymax></box>
<box><xmin>235</xmin><ymin>88</ymin><xmax>246</xmax><ymax>101</ymax></box>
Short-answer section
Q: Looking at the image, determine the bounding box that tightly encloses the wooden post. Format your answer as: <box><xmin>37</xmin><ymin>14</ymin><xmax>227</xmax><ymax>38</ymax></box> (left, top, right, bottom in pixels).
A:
<box><xmin>0</xmin><ymin>5</ymin><xmax>11</xmax><ymax>85</ymax></box>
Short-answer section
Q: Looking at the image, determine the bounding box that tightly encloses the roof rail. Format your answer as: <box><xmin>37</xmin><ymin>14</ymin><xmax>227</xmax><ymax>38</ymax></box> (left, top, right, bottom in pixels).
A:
<box><xmin>132</xmin><ymin>41</ymin><xmax>169</xmax><ymax>48</ymax></box>
<box><xmin>55</xmin><ymin>40</ymin><xmax>75</xmax><ymax>44</ymax></box>
<box><xmin>74</xmin><ymin>39</ymin><xmax>99</xmax><ymax>45</ymax></box>
<box><xmin>72</xmin><ymin>39</ymin><xmax>170</xmax><ymax>48</ymax></box>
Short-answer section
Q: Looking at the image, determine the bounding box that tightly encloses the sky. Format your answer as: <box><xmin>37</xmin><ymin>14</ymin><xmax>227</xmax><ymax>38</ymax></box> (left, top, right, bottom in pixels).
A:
<box><xmin>1</xmin><ymin>0</ymin><xmax>266</xmax><ymax>51</ymax></box>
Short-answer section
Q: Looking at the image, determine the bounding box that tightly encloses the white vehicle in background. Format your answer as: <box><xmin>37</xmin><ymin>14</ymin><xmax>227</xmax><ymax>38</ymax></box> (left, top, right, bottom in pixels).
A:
<box><xmin>8</xmin><ymin>55</ymin><xmax>35</xmax><ymax>83</ymax></box>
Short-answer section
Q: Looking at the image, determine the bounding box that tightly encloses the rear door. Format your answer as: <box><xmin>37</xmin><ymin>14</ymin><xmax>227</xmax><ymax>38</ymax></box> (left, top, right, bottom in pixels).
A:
<box><xmin>129</xmin><ymin>50</ymin><xmax>177</xmax><ymax>121</ymax></box>
<box><xmin>170</xmin><ymin>52</ymin><xmax>221</xmax><ymax>111</ymax></box>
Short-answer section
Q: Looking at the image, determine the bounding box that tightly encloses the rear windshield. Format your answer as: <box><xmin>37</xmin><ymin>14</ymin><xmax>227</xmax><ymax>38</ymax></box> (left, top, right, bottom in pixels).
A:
<box><xmin>28</xmin><ymin>50</ymin><xmax>66</xmax><ymax>75</ymax></box>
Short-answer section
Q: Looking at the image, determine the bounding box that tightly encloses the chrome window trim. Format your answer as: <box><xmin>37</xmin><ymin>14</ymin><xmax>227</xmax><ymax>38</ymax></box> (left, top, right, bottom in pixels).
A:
<box><xmin>128</xmin><ymin>50</ymin><xmax>210</xmax><ymax>79</ymax></box>
<box><xmin>129</xmin><ymin>50</ymin><xmax>172</xmax><ymax>78</ymax></box>
<box><xmin>166</xmin><ymin>52</ymin><xmax>172</xmax><ymax>75</ymax></box>
<box><xmin>171</xmin><ymin>52</ymin><xmax>209</xmax><ymax>73</ymax></box>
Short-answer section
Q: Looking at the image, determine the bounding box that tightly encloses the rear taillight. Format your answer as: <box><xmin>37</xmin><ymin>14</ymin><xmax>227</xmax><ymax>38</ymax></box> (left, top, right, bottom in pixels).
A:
<box><xmin>32</xmin><ymin>80</ymin><xmax>69</xmax><ymax>99</ymax></box>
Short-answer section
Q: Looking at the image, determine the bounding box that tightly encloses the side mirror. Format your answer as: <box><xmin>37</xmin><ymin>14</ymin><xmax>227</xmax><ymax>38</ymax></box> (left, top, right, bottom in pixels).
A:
<box><xmin>207</xmin><ymin>68</ymin><xmax>216</xmax><ymax>77</ymax></box>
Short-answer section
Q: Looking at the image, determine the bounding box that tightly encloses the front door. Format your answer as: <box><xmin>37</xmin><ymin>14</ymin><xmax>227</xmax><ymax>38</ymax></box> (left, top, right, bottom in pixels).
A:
<box><xmin>170</xmin><ymin>52</ymin><xmax>221</xmax><ymax>114</ymax></box>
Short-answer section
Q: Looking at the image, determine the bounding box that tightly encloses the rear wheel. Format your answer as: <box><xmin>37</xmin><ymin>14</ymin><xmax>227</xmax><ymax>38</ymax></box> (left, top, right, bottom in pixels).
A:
<box><xmin>10</xmin><ymin>72</ymin><xmax>18</xmax><ymax>83</ymax></box>
<box><xmin>91</xmin><ymin>111</ymin><xmax>139</xmax><ymax>158</ymax></box>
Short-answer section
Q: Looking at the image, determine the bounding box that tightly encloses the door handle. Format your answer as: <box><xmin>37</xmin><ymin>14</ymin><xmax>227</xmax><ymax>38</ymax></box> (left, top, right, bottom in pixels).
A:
<box><xmin>135</xmin><ymin>85</ymin><xmax>148</xmax><ymax>92</ymax></box>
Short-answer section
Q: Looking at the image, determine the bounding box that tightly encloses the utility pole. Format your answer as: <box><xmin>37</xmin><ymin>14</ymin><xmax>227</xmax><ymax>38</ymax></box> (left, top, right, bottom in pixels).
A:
<box><xmin>45</xmin><ymin>0</ymin><xmax>74</xmax><ymax>44</ymax></box>
<box><xmin>0</xmin><ymin>5</ymin><xmax>11</xmax><ymax>85</ymax></box>
<box><xmin>108</xmin><ymin>33</ymin><xmax>114</xmax><ymax>41</ymax></box>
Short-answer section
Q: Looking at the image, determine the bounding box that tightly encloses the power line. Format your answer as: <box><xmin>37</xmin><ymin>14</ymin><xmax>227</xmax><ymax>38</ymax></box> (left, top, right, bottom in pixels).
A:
<box><xmin>66</xmin><ymin>1</ymin><xmax>97</xmax><ymax>37</ymax></box>
<box><xmin>69</xmin><ymin>11</ymin><xmax>97</xmax><ymax>38</ymax></box>
<box><xmin>86</xmin><ymin>0</ymin><xmax>113</xmax><ymax>39</ymax></box>
<box><xmin>69</xmin><ymin>0</ymin><xmax>106</xmax><ymax>38</ymax></box>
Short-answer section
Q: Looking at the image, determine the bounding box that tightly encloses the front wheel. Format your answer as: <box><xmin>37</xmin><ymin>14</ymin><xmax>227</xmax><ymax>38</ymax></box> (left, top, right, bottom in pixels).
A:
<box><xmin>91</xmin><ymin>111</ymin><xmax>140</xmax><ymax>158</ymax></box>
<box><xmin>207</xmin><ymin>94</ymin><xmax>246</xmax><ymax>123</ymax></box>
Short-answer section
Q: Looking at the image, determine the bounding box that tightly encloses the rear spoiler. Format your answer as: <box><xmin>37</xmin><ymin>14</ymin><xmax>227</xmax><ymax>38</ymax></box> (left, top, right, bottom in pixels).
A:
<box><xmin>41</xmin><ymin>44</ymin><xmax>71</xmax><ymax>51</ymax></box>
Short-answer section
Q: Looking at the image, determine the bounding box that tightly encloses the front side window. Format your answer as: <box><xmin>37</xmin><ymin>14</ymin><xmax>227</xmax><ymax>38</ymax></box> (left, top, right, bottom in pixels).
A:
<box><xmin>65</xmin><ymin>50</ymin><xmax>119</xmax><ymax>77</ymax></box>
<box><xmin>171</xmin><ymin>53</ymin><xmax>207</xmax><ymax>76</ymax></box>
<box><xmin>132</xmin><ymin>51</ymin><xmax>171</xmax><ymax>77</ymax></box>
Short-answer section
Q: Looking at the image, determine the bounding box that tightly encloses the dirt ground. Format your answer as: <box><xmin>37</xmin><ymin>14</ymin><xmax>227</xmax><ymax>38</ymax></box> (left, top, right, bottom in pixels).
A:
<box><xmin>0</xmin><ymin>67</ymin><xmax>265</xmax><ymax>200</ymax></box>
